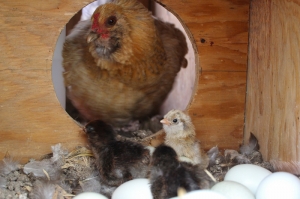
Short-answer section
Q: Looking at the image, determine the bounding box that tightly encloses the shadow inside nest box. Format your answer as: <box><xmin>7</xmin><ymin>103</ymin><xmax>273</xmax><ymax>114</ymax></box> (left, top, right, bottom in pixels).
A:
<box><xmin>51</xmin><ymin>0</ymin><xmax>198</xmax><ymax>134</ymax></box>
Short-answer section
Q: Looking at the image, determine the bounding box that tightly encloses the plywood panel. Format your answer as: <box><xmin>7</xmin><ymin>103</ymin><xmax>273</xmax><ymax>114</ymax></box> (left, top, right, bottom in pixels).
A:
<box><xmin>245</xmin><ymin>0</ymin><xmax>300</xmax><ymax>174</ymax></box>
<box><xmin>0</xmin><ymin>0</ymin><xmax>249</xmax><ymax>163</ymax></box>
<box><xmin>192</xmin><ymin>71</ymin><xmax>246</xmax><ymax>149</ymax></box>
<box><xmin>157</xmin><ymin>0</ymin><xmax>249</xmax><ymax>72</ymax></box>
<box><xmin>0</xmin><ymin>0</ymin><xmax>93</xmax><ymax>163</ymax></box>
<box><xmin>158</xmin><ymin>0</ymin><xmax>249</xmax><ymax>150</ymax></box>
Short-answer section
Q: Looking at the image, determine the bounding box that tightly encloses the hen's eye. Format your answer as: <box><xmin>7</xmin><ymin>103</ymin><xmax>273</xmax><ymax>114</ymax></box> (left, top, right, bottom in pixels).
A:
<box><xmin>173</xmin><ymin>119</ymin><xmax>178</xmax><ymax>123</ymax></box>
<box><xmin>106</xmin><ymin>16</ymin><xmax>117</xmax><ymax>27</ymax></box>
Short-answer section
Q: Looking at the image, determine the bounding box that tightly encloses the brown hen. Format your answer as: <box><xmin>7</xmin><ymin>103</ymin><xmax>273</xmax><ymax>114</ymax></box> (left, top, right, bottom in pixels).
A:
<box><xmin>63</xmin><ymin>0</ymin><xmax>187</xmax><ymax>127</ymax></box>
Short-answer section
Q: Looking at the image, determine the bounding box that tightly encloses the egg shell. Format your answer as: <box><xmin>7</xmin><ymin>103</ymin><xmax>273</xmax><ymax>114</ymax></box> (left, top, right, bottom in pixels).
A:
<box><xmin>170</xmin><ymin>190</ymin><xmax>229</xmax><ymax>199</ymax></box>
<box><xmin>211</xmin><ymin>181</ymin><xmax>255</xmax><ymax>199</ymax></box>
<box><xmin>73</xmin><ymin>192</ymin><xmax>108</xmax><ymax>199</ymax></box>
<box><xmin>112</xmin><ymin>178</ymin><xmax>152</xmax><ymax>199</ymax></box>
<box><xmin>256</xmin><ymin>172</ymin><xmax>300</xmax><ymax>199</ymax></box>
<box><xmin>224</xmin><ymin>164</ymin><xmax>272</xmax><ymax>194</ymax></box>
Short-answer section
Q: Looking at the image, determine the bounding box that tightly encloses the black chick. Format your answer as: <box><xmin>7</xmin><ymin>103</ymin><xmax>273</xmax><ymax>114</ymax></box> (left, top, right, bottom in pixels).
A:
<box><xmin>149</xmin><ymin>145</ymin><xmax>213</xmax><ymax>199</ymax></box>
<box><xmin>84</xmin><ymin>120</ymin><xmax>151</xmax><ymax>187</ymax></box>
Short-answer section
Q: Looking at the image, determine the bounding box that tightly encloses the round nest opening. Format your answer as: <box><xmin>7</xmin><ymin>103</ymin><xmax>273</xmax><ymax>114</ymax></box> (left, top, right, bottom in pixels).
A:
<box><xmin>51</xmin><ymin>0</ymin><xmax>199</xmax><ymax>130</ymax></box>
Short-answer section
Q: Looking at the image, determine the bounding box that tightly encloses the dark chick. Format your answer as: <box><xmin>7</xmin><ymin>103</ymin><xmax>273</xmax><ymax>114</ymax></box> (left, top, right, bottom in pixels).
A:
<box><xmin>150</xmin><ymin>145</ymin><xmax>212</xmax><ymax>199</ymax></box>
<box><xmin>84</xmin><ymin>120</ymin><xmax>150</xmax><ymax>187</ymax></box>
<box><xmin>63</xmin><ymin>0</ymin><xmax>187</xmax><ymax>127</ymax></box>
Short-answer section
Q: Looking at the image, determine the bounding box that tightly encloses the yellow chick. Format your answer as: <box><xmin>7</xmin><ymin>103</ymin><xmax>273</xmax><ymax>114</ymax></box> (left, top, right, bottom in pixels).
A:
<box><xmin>160</xmin><ymin>109</ymin><xmax>208</xmax><ymax>168</ymax></box>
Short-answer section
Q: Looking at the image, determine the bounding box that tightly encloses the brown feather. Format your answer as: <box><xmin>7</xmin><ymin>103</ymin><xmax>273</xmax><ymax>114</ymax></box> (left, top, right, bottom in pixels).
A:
<box><xmin>63</xmin><ymin>0</ymin><xmax>187</xmax><ymax>127</ymax></box>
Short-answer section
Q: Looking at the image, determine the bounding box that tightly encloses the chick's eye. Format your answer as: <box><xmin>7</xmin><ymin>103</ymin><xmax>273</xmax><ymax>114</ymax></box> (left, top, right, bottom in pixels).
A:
<box><xmin>106</xmin><ymin>16</ymin><xmax>117</xmax><ymax>27</ymax></box>
<box><xmin>172</xmin><ymin>119</ymin><xmax>178</xmax><ymax>123</ymax></box>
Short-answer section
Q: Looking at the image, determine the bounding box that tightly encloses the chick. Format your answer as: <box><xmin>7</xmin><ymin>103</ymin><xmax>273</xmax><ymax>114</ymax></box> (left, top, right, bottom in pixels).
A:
<box><xmin>63</xmin><ymin>0</ymin><xmax>187</xmax><ymax>127</ymax></box>
<box><xmin>150</xmin><ymin>145</ymin><xmax>213</xmax><ymax>199</ymax></box>
<box><xmin>160</xmin><ymin>109</ymin><xmax>208</xmax><ymax>167</ymax></box>
<box><xmin>84</xmin><ymin>120</ymin><xmax>151</xmax><ymax>187</ymax></box>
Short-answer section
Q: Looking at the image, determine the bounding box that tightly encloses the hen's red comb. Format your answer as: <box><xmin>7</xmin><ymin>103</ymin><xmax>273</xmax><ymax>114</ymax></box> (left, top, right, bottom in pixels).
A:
<box><xmin>92</xmin><ymin>13</ymin><xmax>100</xmax><ymax>31</ymax></box>
<box><xmin>91</xmin><ymin>12</ymin><xmax>109</xmax><ymax>38</ymax></box>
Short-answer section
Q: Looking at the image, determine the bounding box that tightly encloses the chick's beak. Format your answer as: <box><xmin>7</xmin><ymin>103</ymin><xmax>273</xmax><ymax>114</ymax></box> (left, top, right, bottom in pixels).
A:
<box><xmin>160</xmin><ymin>118</ymin><xmax>171</xmax><ymax>126</ymax></box>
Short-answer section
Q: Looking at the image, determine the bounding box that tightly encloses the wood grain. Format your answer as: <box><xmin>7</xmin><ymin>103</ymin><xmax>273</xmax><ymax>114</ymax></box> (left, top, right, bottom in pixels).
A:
<box><xmin>0</xmin><ymin>0</ymin><xmax>249</xmax><ymax>163</ymax></box>
<box><xmin>0</xmin><ymin>0</ymin><xmax>93</xmax><ymax>163</ymax></box>
<box><xmin>192</xmin><ymin>72</ymin><xmax>246</xmax><ymax>149</ymax></box>
<box><xmin>245</xmin><ymin>0</ymin><xmax>300</xmax><ymax>174</ymax></box>
<box><xmin>158</xmin><ymin>0</ymin><xmax>249</xmax><ymax>150</ymax></box>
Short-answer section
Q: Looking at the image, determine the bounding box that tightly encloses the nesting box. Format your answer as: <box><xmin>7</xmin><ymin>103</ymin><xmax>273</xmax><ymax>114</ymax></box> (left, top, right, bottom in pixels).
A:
<box><xmin>0</xmin><ymin>0</ymin><xmax>299</xmax><ymax>174</ymax></box>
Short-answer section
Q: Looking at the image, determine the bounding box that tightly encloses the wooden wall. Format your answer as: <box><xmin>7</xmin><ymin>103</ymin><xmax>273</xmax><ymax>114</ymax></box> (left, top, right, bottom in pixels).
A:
<box><xmin>158</xmin><ymin>0</ymin><xmax>249</xmax><ymax>150</ymax></box>
<box><xmin>0</xmin><ymin>0</ymin><xmax>249</xmax><ymax>163</ymax></box>
<box><xmin>245</xmin><ymin>0</ymin><xmax>300</xmax><ymax>174</ymax></box>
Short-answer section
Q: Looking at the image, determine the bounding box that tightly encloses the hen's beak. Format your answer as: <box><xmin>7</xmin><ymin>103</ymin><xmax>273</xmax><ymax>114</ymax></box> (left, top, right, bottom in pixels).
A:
<box><xmin>87</xmin><ymin>33</ymin><xmax>98</xmax><ymax>43</ymax></box>
<box><xmin>160</xmin><ymin>118</ymin><xmax>171</xmax><ymax>126</ymax></box>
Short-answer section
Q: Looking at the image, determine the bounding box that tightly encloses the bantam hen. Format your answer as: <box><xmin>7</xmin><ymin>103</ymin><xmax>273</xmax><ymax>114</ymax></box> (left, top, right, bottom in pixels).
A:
<box><xmin>63</xmin><ymin>0</ymin><xmax>188</xmax><ymax>127</ymax></box>
<box><xmin>160</xmin><ymin>109</ymin><xmax>209</xmax><ymax>168</ymax></box>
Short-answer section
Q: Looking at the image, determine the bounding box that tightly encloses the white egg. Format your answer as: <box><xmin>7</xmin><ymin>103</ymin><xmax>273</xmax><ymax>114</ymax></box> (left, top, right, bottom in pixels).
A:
<box><xmin>170</xmin><ymin>190</ymin><xmax>229</xmax><ymax>199</ymax></box>
<box><xmin>211</xmin><ymin>181</ymin><xmax>255</xmax><ymax>199</ymax></box>
<box><xmin>224</xmin><ymin>164</ymin><xmax>272</xmax><ymax>194</ymax></box>
<box><xmin>256</xmin><ymin>172</ymin><xmax>300</xmax><ymax>199</ymax></box>
<box><xmin>73</xmin><ymin>192</ymin><xmax>108</xmax><ymax>199</ymax></box>
<box><xmin>112</xmin><ymin>178</ymin><xmax>152</xmax><ymax>199</ymax></box>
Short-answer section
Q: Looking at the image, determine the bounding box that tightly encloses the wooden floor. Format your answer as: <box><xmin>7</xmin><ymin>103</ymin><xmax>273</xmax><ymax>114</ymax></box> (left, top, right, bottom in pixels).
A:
<box><xmin>0</xmin><ymin>0</ymin><xmax>249</xmax><ymax>163</ymax></box>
